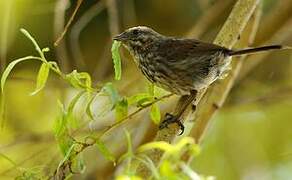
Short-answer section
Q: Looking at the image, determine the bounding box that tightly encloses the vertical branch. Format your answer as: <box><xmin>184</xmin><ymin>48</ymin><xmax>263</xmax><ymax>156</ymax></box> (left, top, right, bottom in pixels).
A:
<box><xmin>238</xmin><ymin>1</ymin><xmax>292</xmax><ymax>81</ymax></box>
<box><xmin>135</xmin><ymin>0</ymin><xmax>260</xmax><ymax>177</ymax></box>
<box><xmin>186</xmin><ymin>0</ymin><xmax>233</xmax><ymax>38</ymax></box>
<box><xmin>106</xmin><ymin>0</ymin><xmax>120</xmax><ymax>37</ymax></box>
<box><xmin>213</xmin><ymin>0</ymin><xmax>259</xmax><ymax>48</ymax></box>
<box><xmin>54</xmin><ymin>0</ymin><xmax>71</xmax><ymax>72</ymax></box>
<box><xmin>122</xmin><ymin>0</ymin><xmax>137</xmax><ymax>27</ymax></box>
<box><xmin>255</xmin><ymin>0</ymin><xmax>292</xmax><ymax>44</ymax></box>
<box><xmin>189</xmin><ymin>1</ymin><xmax>262</xmax><ymax>147</ymax></box>
<box><xmin>91</xmin><ymin>0</ymin><xmax>120</xmax><ymax>79</ymax></box>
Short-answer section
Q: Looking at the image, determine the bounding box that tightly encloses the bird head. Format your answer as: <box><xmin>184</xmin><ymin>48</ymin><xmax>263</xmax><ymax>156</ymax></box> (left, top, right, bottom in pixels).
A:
<box><xmin>113</xmin><ymin>26</ymin><xmax>162</xmax><ymax>50</ymax></box>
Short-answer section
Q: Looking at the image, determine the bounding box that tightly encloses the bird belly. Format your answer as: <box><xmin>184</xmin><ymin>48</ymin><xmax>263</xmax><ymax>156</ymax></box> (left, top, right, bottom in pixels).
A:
<box><xmin>138</xmin><ymin>59</ymin><xmax>192</xmax><ymax>95</ymax></box>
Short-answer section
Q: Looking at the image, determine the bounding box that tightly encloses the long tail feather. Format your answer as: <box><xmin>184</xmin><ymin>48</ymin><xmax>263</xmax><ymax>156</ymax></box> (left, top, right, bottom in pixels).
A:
<box><xmin>228</xmin><ymin>45</ymin><xmax>291</xmax><ymax>56</ymax></box>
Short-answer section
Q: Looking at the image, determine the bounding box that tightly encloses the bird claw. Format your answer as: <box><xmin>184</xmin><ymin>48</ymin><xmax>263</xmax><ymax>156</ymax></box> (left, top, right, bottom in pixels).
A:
<box><xmin>159</xmin><ymin>113</ymin><xmax>185</xmax><ymax>135</ymax></box>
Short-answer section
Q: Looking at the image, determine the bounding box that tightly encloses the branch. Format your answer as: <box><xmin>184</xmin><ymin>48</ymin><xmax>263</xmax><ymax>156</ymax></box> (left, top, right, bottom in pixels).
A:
<box><xmin>53</xmin><ymin>0</ymin><xmax>71</xmax><ymax>72</ymax></box>
<box><xmin>189</xmin><ymin>0</ymin><xmax>262</xmax><ymax>148</ymax></box>
<box><xmin>135</xmin><ymin>0</ymin><xmax>260</xmax><ymax>177</ymax></box>
<box><xmin>186</xmin><ymin>0</ymin><xmax>233</xmax><ymax>38</ymax></box>
<box><xmin>106</xmin><ymin>0</ymin><xmax>120</xmax><ymax>37</ymax></box>
<box><xmin>238</xmin><ymin>11</ymin><xmax>292</xmax><ymax>80</ymax></box>
<box><xmin>54</xmin><ymin>0</ymin><xmax>83</xmax><ymax>46</ymax></box>
<box><xmin>52</xmin><ymin>93</ymin><xmax>173</xmax><ymax>179</ymax></box>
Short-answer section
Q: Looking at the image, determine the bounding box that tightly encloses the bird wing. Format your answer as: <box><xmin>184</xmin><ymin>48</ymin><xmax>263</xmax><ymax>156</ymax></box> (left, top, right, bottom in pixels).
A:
<box><xmin>154</xmin><ymin>38</ymin><xmax>228</xmax><ymax>88</ymax></box>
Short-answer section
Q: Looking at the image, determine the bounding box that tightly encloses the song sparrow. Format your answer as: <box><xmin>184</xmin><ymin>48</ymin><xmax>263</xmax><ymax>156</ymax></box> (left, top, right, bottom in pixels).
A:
<box><xmin>113</xmin><ymin>26</ymin><xmax>285</xmax><ymax>133</ymax></box>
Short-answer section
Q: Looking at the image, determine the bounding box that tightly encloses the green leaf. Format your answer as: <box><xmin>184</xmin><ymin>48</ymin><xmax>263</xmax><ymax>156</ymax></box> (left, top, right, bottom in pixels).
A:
<box><xmin>67</xmin><ymin>91</ymin><xmax>86</xmax><ymax>128</ymax></box>
<box><xmin>150</xmin><ymin>104</ymin><xmax>161</xmax><ymax>124</ymax></box>
<box><xmin>111</xmin><ymin>40</ymin><xmax>122</xmax><ymax>80</ymax></box>
<box><xmin>124</xmin><ymin>129</ymin><xmax>133</xmax><ymax>155</ymax></box>
<box><xmin>42</xmin><ymin>47</ymin><xmax>50</xmax><ymax>52</ymax></box>
<box><xmin>53</xmin><ymin>104</ymin><xmax>67</xmax><ymax>138</ymax></box>
<box><xmin>1</xmin><ymin>56</ymin><xmax>42</xmax><ymax>93</ymax></box>
<box><xmin>138</xmin><ymin>137</ymin><xmax>199</xmax><ymax>159</ymax></box>
<box><xmin>65</xmin><ymin>70</ymin><xmax>84</xmax><ymax>89</ymax></box>
<box><xmin>96</xmin><ymin>140</ymin><xmax>115</xmax><ymax>164</ymax></box>
<box><xmin>58</xmin><ymin>135</ymin><xmax>74</xmax><ymax>156</ymax></box>
<box><xmin>68</xmin><ymin>91</ymin><xmax>86</xmax><ymax>115</ymax></box>
<box><xmin>127</xmin><ymin>93</ymin><xmax>153</xmax><ymax>106</ymax></box>
<box><xmin>86</xmin><ymin>93</ymin><xmax>96</xmax><ymax>120</ymax></box>
<box><xmin>116</xmin><ymin>175</ymin><xmax>143</xmax><ymax>180</ymax></box>
<box><xmin>117</xmin><ymin>130</ymin><xmax>134</xmax><ymax>166</ymax></box>
<box><xmin>78</xmin><ymin>72</ymin><xmax>92</xmax><ymax>89</ymax></box>
<box><xmin>20</xmin><ymin>28</ymin><xmax>46</xmax><ymax>60</ymax></box>
<box><xmin>15</xmin><ymin>167</ymin><xmax>44</xmax><ymax>180</ymax></box>
<box><xmin>53</xmin><ymin>102</ymin><xmax>75</xmax><ymax>155</ymax></box>
<box><xmin>65</xmin><ymin>70</ymin><xmax>93</xmax><ymax>91</ymax></box>
<box><xmin>57</xmin><ymin>143</ymin><xmax>76</xmax><ymax>169</ymax></box>
<box><xmin>30</xmin><ymin>62</ymin><xmax>50</xmax><ymax>95</ymax></box>
<box><xmin>115</xmin><ymin>98</ymin><xmax>128</xmax><ymax>121</ymax></box>
<box><xmin>102</xmin><ymin>83</ymin><xmax>120</xmax><ymax>107</ymax></box>
<box><xmin>137</xmin><ymin>141</ymin><xmax>174</xmax><ymax>153</ymax></box>
<box><xmin>160</xmin><ymin>160</ymin><xmax>177</xmax><ymax>178</ymax></box>
<box><xmin>70</xmin><ymin>153</ymin><xmax>86</xmax><ymax>174</ymax></box>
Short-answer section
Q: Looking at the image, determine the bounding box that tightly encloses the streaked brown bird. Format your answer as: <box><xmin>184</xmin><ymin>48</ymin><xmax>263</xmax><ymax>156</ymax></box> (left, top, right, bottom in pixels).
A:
<box><xmin>113</xmin><ymin>26</ymin><xmax>287</xmax><ymax>134</ymax></box>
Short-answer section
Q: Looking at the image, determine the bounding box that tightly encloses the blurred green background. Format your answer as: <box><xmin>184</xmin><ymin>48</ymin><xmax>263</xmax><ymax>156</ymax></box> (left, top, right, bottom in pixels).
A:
<box><xmin>0</xmin><ymin>0</ymin><xmax>292</xmax><ymax>179</ymax></box>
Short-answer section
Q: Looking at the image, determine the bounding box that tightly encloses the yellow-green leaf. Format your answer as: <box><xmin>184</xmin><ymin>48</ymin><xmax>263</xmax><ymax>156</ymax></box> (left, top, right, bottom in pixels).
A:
<box><xmin>86</xmin><ymin>94</ymin><xmax>96</xmax><ymax>120</ymax></box>
<box><xmin>67</xmin><ymin>91</ymin><xmax>86</xmax><ymax>128</ymax></box>
<box><xmin>115</xmin><ymin>98</ymin><xmax>128</xmax><ymax>121</ymax></box>
<box><xmin>116</xmin><ymin>175</ymin><xmax>143</xmax><ymax>180</ymax></box>
<box><xmin>150</xmin><ymin>104</ymin><xmax>161</xmax><ymax>124</ymax></box>
<box><xmin>68</xmin><ymin>91</ymin><xmax>86</xmax><ymax>115</ymax></box>
<box><xmin>1</xmin><ymin>56</ymin><xmax>42</xmax><ymax>93</ymax></box>
<box><xmin>111</xmin><ymin>40</ymin><xmax>122</xmax><ymax>80</ymax></box>
<box><xmin>102</xmin><ymin>83</ymin><xmax>120</xmax><ymax>107</ymax></box>
<box><xmin>137</xmin><ymin>141</ymin><xmax>174</xmax><ymax>154</ymax></box>
<box><xmin>127</xmin><ymin>93</ymin><xmax>153</xmax><ymax>106</ymax></box>
<box><xmin>30</xmin><ymin>62</ymin><xmax>50</xmax><ymax>95</ymax></box>
<box><xmin>96</xmin><ymin>140</ymin><xmax>116</xmax><ymax>164</ymax></box>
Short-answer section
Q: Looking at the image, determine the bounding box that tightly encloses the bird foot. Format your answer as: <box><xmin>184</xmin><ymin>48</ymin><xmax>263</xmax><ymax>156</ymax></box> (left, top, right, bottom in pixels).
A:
<box><xmin>159</xmin><ymin>113</ymin><xmax>184</xmax><ymax>135</ymax></box>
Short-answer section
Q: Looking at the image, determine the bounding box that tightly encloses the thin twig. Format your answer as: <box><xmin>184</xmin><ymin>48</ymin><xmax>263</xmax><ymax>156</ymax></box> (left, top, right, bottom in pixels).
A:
<box><xmin>97</xmin><ymin>93</ymin><xmax>173</xmax><ymax>139</ymax></box>
<box><xmin>54</xmin><ymin>0</ymin><xmax>84</xmax><ymax>46</ymax></box>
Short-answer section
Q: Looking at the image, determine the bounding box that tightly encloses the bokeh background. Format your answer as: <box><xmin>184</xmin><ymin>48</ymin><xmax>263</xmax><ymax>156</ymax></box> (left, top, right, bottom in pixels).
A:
<box><xmin>0</xmin><ymin>0</ymin><xmax>292</xmax><ymax>179</ymax></box>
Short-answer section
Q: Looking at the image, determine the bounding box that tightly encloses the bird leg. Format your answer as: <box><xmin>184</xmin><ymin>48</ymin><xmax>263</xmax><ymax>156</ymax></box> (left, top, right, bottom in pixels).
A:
<box><xmin>159</xmin><ymin>90</ymin><xmax>197</xmax><ymax>135</ymax></box>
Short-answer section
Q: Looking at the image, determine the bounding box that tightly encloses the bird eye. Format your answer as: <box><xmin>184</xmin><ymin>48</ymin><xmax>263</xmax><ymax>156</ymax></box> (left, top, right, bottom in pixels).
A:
<box><xmin>132</xmin><ymin>29</ymin><xmax>139</xmax><ymax>36</ymax></box>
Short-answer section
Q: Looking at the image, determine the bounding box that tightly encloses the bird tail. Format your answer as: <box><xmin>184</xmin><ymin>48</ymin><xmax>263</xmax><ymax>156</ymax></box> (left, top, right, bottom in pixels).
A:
<box><xmin>228</xmin><ymin>45</ymin><xmax>291</xmax><ymax>56</ymax></box>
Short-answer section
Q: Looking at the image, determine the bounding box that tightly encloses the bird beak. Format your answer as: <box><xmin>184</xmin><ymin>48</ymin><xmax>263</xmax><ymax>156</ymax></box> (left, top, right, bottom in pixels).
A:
<box><xmin>113</xmin><ymin>32</ymin><xmax>127</xmax><ymax>41</ymax></box>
